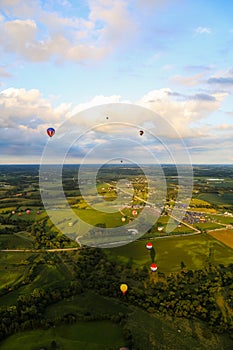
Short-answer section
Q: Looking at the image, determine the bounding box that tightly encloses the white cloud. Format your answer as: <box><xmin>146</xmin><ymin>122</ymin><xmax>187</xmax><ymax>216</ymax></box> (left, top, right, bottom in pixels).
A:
<box><xmin>0</xmin><ymin>0</ymin><xmax>137</xmax><ymax>63</ymax></box>
<box><xmin>136</xmin><ymin>88</ymin><xmax>228</xmax><ymax>137</ymax></box>
<box><xmin>170</xmin><ymin>73</ymin><xmax>205</xmax><ymax>87</ymax></box>
<box><xmin>0</xmin><ymin>86</ymin><xmax>231</xmax><ymax>163</ymax></box>
<box><xmin>0</xmin><ymin>87</ymin><xmax>71</xmax><ymax>130</ymax></box>
<box><xmin>194</xmin><ymin>26</ymin><xmax>212</xmax><ymax>34</ymax></box>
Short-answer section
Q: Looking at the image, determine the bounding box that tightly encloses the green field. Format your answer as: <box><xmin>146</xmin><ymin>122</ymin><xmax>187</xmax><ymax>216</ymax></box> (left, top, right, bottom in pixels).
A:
<box><xmin>0</xmin><ymin>321</ymin><xmax>125</xmax><ymax>350</ymax></box>
<box><xmin>45</xmin><ymin>291</ymin><xmax>129</xmax><ymax>319</ymax></box>
<box><xmin>109</xmin><ymin>233</ymin><xmax>233</xmax><ymax>272</ymax></box>
<box><xmin>0</xmin><ymin>234</ymin><xmax>34</xmax><ymax>249</ymax></box>
<box><xmin>196</xmin><ymin>192</ymin><xmax>233</xmax><ymax>206</ymax></box>
<box><xmin>0</xmin><ymin>251</ymin><xmax>33</xmax><ymax>291</ymax></box>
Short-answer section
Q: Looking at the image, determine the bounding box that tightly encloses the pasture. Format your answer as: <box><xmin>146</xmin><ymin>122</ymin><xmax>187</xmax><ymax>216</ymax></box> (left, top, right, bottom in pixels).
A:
<box><xmin>0</xmin><ymin>321</ymin><xmax>125</xmax><ymax>350</ymax></box>
<box><xmin>108</xmin><ymin>233</ymin><xmax>233</xmax><ymax>273</ymax></box>
<box><xmin>45</xmin><ymin>291</ymin><xmax>129</xmax><ymax>319</ymax></box>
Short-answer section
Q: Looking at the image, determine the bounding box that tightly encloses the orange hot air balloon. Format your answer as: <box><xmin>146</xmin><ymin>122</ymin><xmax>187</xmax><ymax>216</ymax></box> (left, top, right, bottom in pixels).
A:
<box><xmin>120</xmin><ymin>284</ymin><xmax>128</xmax><ymax>295</ymax></box>
<box><xmin>132</xmin><ymin>210</ymin><xmax>137</xmax><ymax>217</ymax></box>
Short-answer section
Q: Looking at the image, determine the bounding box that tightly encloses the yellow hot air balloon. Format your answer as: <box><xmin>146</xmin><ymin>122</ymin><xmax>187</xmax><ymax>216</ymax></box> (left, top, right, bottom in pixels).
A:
<box><xmin>120</xmin><ymin>283</ymin><xmax>128</xmax><ymax>295</ymax></box>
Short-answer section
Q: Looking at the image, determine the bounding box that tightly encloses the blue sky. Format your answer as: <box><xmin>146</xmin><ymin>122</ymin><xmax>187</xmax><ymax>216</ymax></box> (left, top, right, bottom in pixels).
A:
<box><xmin>0</xmin><ymin>0</ymin><xmax>233</xmax><ymax>164</ymax></box>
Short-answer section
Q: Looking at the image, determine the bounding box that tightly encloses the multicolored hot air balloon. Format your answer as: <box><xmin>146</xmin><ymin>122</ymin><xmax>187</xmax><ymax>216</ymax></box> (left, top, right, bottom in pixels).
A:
<box><xmin>47</xmin><ymin>127</ymin><xmax>55</xmax><ymax>138</ymax></box>
<box><xmin>146</xmin><ymin>242</ymin><xmax>153</xmax><ymax>250</ymax></box>
<box><xmin>150</xmin><ymin>263</ymin><xmax>158</xmax><ymax>272</ymax></box>
<box><xmin>139</xmin><ymin>130</ymin><xmax>144</xmax><ymax>136</ymax></box>
<box><xmin>120</xmin><ymin>284</ymin><xmax>128</xmax><ymax>295</ymax></box>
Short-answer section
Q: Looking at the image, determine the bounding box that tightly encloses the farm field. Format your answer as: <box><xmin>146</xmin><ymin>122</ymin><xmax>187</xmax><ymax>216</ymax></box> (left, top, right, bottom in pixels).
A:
<box><xmin>109</xmin><ymin>233</ymin><xmax>233</xmax><ymax>272</ymax></box>
<box><xmin>208</xmin><ymin>229</ymin><xmax>233</xmax><ymax>249</ymax></box>
<box><xmin>1</xmin><ymin>164</ymin><xmax>233</xmax><ymax>349</ymax></box>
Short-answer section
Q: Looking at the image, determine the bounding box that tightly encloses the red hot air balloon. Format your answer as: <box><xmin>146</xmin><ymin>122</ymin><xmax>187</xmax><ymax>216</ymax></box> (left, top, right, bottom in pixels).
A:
<box><xmin>150</xmin><ymin>263</ymin><xmax>158</xmax><ymax>272</ymax></box>
<box><xmin>47</xmin><ymin>127</ymin><xmax>55</xmax><ymax>138</ymax></box>
<box><xmin>132</xmin><ymin>210</ymin><xmax>137</xmax><ymax>217</ymax></box>
<box><xmin>146</xmin><ymin>242</ymin><xmax>153</xmax><ymax>250</ymax></box>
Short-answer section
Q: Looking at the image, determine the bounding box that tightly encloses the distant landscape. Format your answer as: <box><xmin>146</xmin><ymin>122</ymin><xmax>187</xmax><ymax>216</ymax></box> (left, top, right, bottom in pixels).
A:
<box><xmin>0</xmin><ymin>164</ymin><xmax>233</xmax><ymax>350</ymax></box>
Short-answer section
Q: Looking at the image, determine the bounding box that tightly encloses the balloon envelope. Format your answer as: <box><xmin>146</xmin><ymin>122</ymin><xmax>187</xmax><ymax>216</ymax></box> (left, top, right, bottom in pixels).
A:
<box><xmin>47</xmin><ymin>127</ymin><xmax>55</xmax><ymax>138</ymax></box>
<box><xmin>120</xmin><ymin>284</ymin><xmax>128</xmax><ymax>295</ymax></box>
<box><xmin>150</xmin><ymin>263</ymin><xmax>158</xmax><ymax>272</ymax></box>
<box><xmin>139</xmin><ymin>130</ymin><xmax>144</xmax><ymax>136</ymax></box>
<box><xmin>132</xmin><ymin>210</ymin><xmax>137</xmax><ymax>216</ymax></box>
<box><xmin>146</xmin><ymin>242</ymin><xmax>153</xmax><ymax>250</ymax></box>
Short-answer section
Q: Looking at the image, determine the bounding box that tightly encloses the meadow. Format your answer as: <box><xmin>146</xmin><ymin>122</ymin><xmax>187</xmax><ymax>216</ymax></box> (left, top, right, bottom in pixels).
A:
<box><xmin>208</xmin><ymin>229</ymin><xmax>233</xmax><ymax>249</ymax></box>
<box><xmin>0</xmin><ymin>321</ymin><xmax>125</xmax><ymax>350</ymax></box>
<box><xmin>109</xmin><ymin>233</ymin><xmax>233</xmax><ymax>273</ymax></box>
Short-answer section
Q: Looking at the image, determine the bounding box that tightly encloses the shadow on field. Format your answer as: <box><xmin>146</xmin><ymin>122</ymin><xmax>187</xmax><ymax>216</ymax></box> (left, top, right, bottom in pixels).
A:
<box><xmin>150</xmin><ymin>247</ymin><xmax>155</xmax><ymax>263</ymax></box>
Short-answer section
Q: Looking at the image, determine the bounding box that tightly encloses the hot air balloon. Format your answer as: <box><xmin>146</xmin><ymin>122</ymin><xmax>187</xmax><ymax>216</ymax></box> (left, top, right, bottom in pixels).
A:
<box><xmin>121</xmin><ymin>217</ymin><xmax>126</xmax><ymax>222</ymax></box>
<box><xmin>120</xmin><ymin>284</ymin><xmax>128</xmax><ymax>295</ymax></box>
<box><xmin>146</xmin><ymin>242</ymin><xmax>153</xmax><ymax>250</ymax></box>
<box><xmin>106</xmin><ymin>116</ymin><xmax>109</xmax><ymax>120</ymax></box>
<box><xmin>12</xmin><ymin>210</ymin><xmax>15</xmax><ymax>215</ymax></box>
<box><xmin>150</xmin><ymin>263</ymin><xmax>158</xmax><ymax>272</ymax></box>
<box><xmin>18</xmin><ymin>212</ymin><xmax>22</xmax><ymax>216</ymax></box>
<box><xmin>157</xmin><ymin>226</ymin><xmax>163</xmax><ymax>232</ymax></box>
<box><xmin>139</xmin><ymin>130</ymin><xmax>144</xmax><ymax>136</ymax></box>
<box><xmin>120</xmin><ymin>160</ymin><xmax>123</xmax><ymax>163</ymax></box>
<box><xmin>132</xmin><ymin>210</ymin><xmax>137</xmax><ymax>217</ymax></box>
<box><xmin>36</xmin><ymin>211</ymin><xmax>40</xmax><ymax>215</ymax></box>
<box><xmin>26</xmin><ymin>209</ymin><xmax>30</xmax><ymax>214</ymax></box>
<box><xmin>47</xmin><ymin>127</ymin><xmax>55</xmax><ymax>138</ymax></box>
<box><xmin>68</xmin><ymin>222</ymin><xmax>73</xmax><ymax>227</ymax></box>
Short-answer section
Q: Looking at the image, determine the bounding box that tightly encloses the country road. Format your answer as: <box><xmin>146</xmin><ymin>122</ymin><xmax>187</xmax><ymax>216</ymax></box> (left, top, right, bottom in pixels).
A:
<box><xmin>0</xmin><ymin>247</ymin><xmax>80</xmax><ymax>253</ymax></box>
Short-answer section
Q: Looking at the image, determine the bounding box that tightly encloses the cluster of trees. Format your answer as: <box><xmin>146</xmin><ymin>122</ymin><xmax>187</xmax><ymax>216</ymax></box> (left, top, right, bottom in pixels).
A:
<box><xmin>31</xmin><ymin>221</ymin><xmax>73</xmax><ymax>249</ymax></box>
<box><xmin>0</xmin><ymin>280</ymin><xmax>83</xmax><ymax>340</ymax></box>
<box><xmin>72</xmin><ymin>248</ymin><xmax>233</xmax><ymax>338</ymax></box>
<box><xmin>0</xmin><ymin>244</ymin><xmax>233</xmax><ymax>346</ymax></box>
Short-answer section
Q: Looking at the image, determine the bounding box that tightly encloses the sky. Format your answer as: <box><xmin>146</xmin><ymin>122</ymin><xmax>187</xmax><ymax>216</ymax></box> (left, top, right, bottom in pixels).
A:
<box><xmin>1</xmin><ymin>0</ymin><xmax>233</xmax><ymax>164</ymax></box>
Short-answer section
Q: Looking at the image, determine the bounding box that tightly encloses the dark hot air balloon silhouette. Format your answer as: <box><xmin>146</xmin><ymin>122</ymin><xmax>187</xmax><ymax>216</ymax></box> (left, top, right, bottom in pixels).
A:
<box><xmin>47</xmin><ymin>127</ymin><xmax>55</xmax><ymax>138</ymax></box>
<box><xmin>139</xmin><ymin>130</ymin><xmax>144</xmax><ymax>136</ymax></box>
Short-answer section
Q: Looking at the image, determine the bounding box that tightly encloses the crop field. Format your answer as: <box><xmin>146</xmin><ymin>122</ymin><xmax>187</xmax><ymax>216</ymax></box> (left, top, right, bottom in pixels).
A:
<box><xmin>109</xmin><ymin>233</ymin><xmax>233</xmax><ymax>273</ymax></box>
<box><xmin>208</xmin><ymin>229</ymin><xmax>233</xmax><ymax>249</ymax></box>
